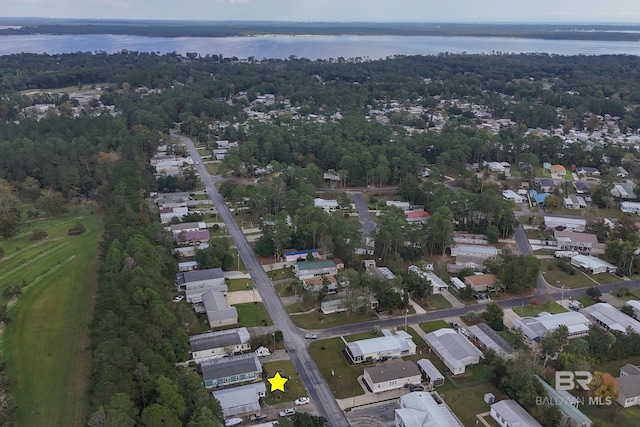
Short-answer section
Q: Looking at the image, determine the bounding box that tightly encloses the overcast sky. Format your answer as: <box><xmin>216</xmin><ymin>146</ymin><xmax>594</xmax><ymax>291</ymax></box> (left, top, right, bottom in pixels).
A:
<box><xmin>3</xmin><ymin>0</ymin><xmax>640</xmax><ymax>22</ymax></box>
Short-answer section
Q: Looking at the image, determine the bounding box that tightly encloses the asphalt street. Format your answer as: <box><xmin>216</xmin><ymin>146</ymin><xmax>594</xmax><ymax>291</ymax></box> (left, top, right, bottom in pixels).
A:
<box><xmin>176</xmin><ymin>131</ymin><xmax>350</xmax><ymax>427</ymax></box>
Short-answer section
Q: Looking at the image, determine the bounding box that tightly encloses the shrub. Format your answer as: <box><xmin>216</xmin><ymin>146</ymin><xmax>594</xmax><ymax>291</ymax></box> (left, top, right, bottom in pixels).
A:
<box><xmin>67</xmin><ymin>222</ymin><xmax>86</xmax><ymax>235</ymax></box>
<box><xmin>29</xmin><ymin>229</ymin><xmax>48</xmax><ymax>241</ymax></box>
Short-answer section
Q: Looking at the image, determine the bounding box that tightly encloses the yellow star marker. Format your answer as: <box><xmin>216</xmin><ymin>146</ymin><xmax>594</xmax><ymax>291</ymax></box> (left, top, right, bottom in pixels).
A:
<box><xmin>267</xmin><ymin>371</ymin><xmax>288</xmax><ymax>392</ymax></box>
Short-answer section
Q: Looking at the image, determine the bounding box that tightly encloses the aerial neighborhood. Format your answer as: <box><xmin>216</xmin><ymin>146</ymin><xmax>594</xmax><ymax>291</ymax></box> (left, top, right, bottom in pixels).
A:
<box><xmin>4</xmin><ymin>49</ymin><xmax>640</xmax><ymax>427</ymax></box>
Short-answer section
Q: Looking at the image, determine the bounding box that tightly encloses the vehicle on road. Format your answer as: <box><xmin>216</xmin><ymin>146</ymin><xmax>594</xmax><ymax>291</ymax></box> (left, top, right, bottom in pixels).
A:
<box><xmin>173</xmin><ymin>295</ymin><xmax>185</xmax><ymax>303</ymax></box>
<box><xmin>224</xmin><ymin>418</ymin><xmax>243</xmax><ymax>426</ymax></box>
<box><xmin>305</xmin><ymin>333</ymin><xmax>317</xmax><ymax>339</ymax></box>
<box><xmin>295</xmin><ymin>397</ymin><xmax>310</xmax><ymax>405</ymax></box>
<box><xmin>279</xmin><ymin>408</ymin><xmax>296</xmax><ymax>417</ymax></box>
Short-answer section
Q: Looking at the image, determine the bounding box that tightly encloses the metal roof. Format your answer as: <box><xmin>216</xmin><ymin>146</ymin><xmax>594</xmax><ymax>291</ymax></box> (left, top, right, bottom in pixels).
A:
<box><xmin>468</xmin><ymin>323</ymin><xmax>515</xmax><ymax>355</ymax></box>
<box><xmin>491</xmin><ymin>400</ymin><xmax>542</xmax><ymax>427</ymax></box>
<box><xmin>213</xmin><ymin>382</ymin><xmax>266</xmax><ymax>418</ymax></box>
<box><xmin>584</xmin><ymin>303</ymin><xmax>640</xmax><ymax>334</ymax></box>
<box><xmin>423</xmin><ymin>328</ymin><xmax>483</xmax><ymax>369</ymax></box>
<box><xmin>200</xmin><ymin>353</ymin><xmax>262</xmax><ymax>381</ymax></box>
<box><xmin>177</xmin><ymin>268</ymin><xmax>224</xmax><ymax>284</ymax></box>
<box><xmin>189</xmin><ymin>327</ymin><xmax>250</xmax><ymax>352</ymax></box>
<box><xmin>396</xmin><ymin>392</ymin><xmax>464</xmax><ymax>427</ymax></box>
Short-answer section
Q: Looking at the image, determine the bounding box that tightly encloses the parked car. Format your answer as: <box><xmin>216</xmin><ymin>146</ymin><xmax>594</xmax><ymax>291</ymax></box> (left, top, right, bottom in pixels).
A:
<box><xmin>304</xmin><ymin>333</ymin><xmax>317</xmax><ymax>339</ymax></box>
<box><xmin>250</xmin><ymin>414</ymin><xmax>267</xmax><ymax>422</ymax></box>
<box><xmin>295</xmin><ymin>397</ymin><xmax>310</xmax><ymax>405</ymax></box>
<box><xmin>173</xmin><ymin>295</ymin><xmax>185</xmax><ymax>303</ymax></box>
<box><xmin>409</xmin><ymin>385</ymin><xmax>425</xmax><ymax>392</ymax></box>
<box><xmin>224</xmin><ymin>418</ymin><xmax>243</xmax><ymax>426</ymax></box>
<box><xmin>279</xmin><ymin>408</ymin><xmax>296</xmax><ymax>417</ymax></box>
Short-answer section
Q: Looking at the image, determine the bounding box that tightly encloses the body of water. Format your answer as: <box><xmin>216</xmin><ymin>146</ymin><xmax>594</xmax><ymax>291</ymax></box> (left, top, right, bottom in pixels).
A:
<box><xmin>1</xmin><ymin>33</ymin><xmax>640</xmax><ymax>58</ymax></box>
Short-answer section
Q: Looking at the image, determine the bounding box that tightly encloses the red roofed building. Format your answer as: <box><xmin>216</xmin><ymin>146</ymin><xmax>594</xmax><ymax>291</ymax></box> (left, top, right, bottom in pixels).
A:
<box><xmin>464</xmin><ymin>274</ymin><xmax>497</xmax><ymax>292</ymax></box>
<box><xmin>405</xmin><ymin>210</ymin><xmax>430</xmax><ymax>223</ymax></box>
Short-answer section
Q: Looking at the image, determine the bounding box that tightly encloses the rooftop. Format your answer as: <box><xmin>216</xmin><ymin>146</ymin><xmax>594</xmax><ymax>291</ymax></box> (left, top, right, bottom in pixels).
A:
<box><xmin>364</xmin><ymin>360</ymin><xmax>420</xmax><ymax>383</ymax></box>
<box><xmin>423</xmin><ymin>328</ymin><xmax>483</xmax><ymax>370</ymax></box>
<box><xmin>396</xmin><ymin>391</ymin><xmax>464</xmax><ymax>427</ymax></box>
<box><xmin>346</xmin><ymin>329</ymin><xmax>416</xmax><ymax>358</ymax></box>
<box><xmin>584</xmin><ymin>302</ymin><xmax>640</xmax><ymax>334</ymax></box>
<box><xmin>296</xmin><ymin>259</ymin><xmax>336</xmax><ymax>270</ymax></box>
<box><xmin>468</xmin><ymin>323</ymin><xmax>515</xmax><ymax>355</ymax></box>
<box><xmin>200</xmin><ymin>353</ymin><xmax>262</xmax><ymax>381</ymax></box>
<box><xmin>177</xmin><ymin>268</ymin><xmax>224</xmax><ymax>285</ymax></box>
<box><xmin>189</xmin><ymin>327</ymin><xmax>250</xmax><ymax>352</ymax></box>
<box><xmin>491</xmin><ymin>400</ymin><xmax>542</xmax><ymax>427</ymax></box>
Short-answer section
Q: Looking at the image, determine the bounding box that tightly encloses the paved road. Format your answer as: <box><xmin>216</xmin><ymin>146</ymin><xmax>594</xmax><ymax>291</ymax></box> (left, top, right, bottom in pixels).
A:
<box><xmin>351</xmin><ymin>192</ymin><xmax>376</xmax><ymax>236</ymax></box>
<box><xmin>514</xmin><ymin>224</ymin><xmax>557</xmax><ymax>295</ymax></box>
<box><xmin>175</xmin><ymin>131</ymin><xmax>350</xmax><ymax>427</ymax></box>
<box><xmin>317</xmin><ymin>280</ymin><xmax>640</xmax><ymax>339</ymax></box>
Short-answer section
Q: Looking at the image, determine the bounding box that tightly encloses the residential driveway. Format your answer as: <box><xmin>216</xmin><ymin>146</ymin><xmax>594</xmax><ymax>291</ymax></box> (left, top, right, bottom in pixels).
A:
<box><xmin>227</xmin><ymin>289</ymin><xmax>263</xmax><ymax>304</ymax></box>
<box><xmin>351</xmin><ymin>192</ymin><xmax>376</xmax><ymax>237</ymax></box>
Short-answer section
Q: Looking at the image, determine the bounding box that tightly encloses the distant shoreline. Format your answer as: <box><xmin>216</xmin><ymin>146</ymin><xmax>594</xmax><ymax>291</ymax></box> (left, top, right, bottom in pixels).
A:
<box><xmin>0</xmin><ymin>20</ymin><xmax>640</xmax><ymax>42</ymax></box>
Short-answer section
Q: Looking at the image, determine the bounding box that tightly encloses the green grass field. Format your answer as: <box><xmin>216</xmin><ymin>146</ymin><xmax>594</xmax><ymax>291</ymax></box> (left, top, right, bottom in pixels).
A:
<box><xmin>290</xmin><ymin>310</ymin><xmax>378</xmax><ymax>329</ymax></box>
<box><xmin>540</xmin><ymin>259</ymin><xmax>617</xmax><ymax>288</ymax></box>
<box><xmin>419</xmin><ymin>320</ymin><xmax>450</xmax><ymax>333</ymax></box>
<box><xmin>512</xmin><ymin>301</ymin><xmax>567</xmax><ymax>317</ymax></box>
<box><xmin>309</xmin><ymin>338</ymin><xmax>365</xmax><ymax>399</ymax></box>
<box><xmin>262</xmin><ymin>360</ymin><xmax>306</xmax><ymax>405</ymax></box>
<box><xmin>2</xmin><ymin>212</ymin><xmax>103</xmax><ymax>427</ymax></box>
<box><xmin>234</xmin><ymin>302</ymin><xmax>273</xmax><ymax>327</ymax></box>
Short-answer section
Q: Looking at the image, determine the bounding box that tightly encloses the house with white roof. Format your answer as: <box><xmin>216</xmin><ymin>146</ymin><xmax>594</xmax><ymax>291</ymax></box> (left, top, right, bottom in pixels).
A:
<box><xmin>395</xmin><ymin>391</ymin><xmax>464</xmax><ymax>427</ymax></box>
<box><xmin>583</xmin><ymin>302</ymin><xmax>640</xmax><ymax>334</ymax></box>
<box><xmin>212</xmin><ymin>382</ymin><xmax>266</xmax><ymax>418</ymax></box>
<box><xmin>511</xmin><ymin>311</ymin><xmax>591</xmax><ymax>344</ymax></box>
<box><xmin>491</xmin><ymin>400</ymin><xmax>542</xmax><ymax>427</ymax></box>
<box><xmin>488</xmin><ymin>162</ymin><xmax>506</xmax><ymax>173</ymax></box>
<box><xmin>314</xmin><ymin>198</ymin><xmax>339</xmax><ymax>212</ymax></box>
<box><xmin>570</xmin><ymin>255</ymin><xmax>617</xmax><ymax>274</ymax></box>
<box><xmin>189</xmin><ymin>327</ymin><xmax>251</xmax><ymax>362</ymax></box>
<box><xmin>423</xmin><ymin>328</ymin><xmax>483</xmax><ymax>375</ymax></box>
<box><xmin>344</xmin><ymin>329</ymin><xmax>416</xmax><ymax>364</ymax></box>
<box><xmin>386</xmin><ymin>200</ymin><xmax>411</xmax><ymax>211</ymax></box>
<box><xmin>417</xmin><ymin>359</ymin><xmax>445</xmax><ymax>387</ymax></box>
<box><xmin>408</xmin><ymin>266</ymin><xmax>448</xmax><ymax>294</ymax></box>
<box><xmin>502</xmin><ymin>189</ymin><xmax>524</xmax><ymax>204</ymax></box>
<box><xmin>626</xmin><ymin>300</ymin><xmax>640</xmax><ymax>319</ymax></box>
<box><xmin>563</xmin><ymin>194</ymin><xmax>587</xmax><ymax>210</ymax></box>
<box><xmin>363</xmin><ymin>360</ymin><xmax>422</xmax><ymax>393</ymax></box>
<box><xmin>621</xmin><ymin>201</ymin><xmax>640</xmax><ymax>214</ymax></box>
<box><xmin>544</xmin><ymin>216</ymin><xmax>586</xmax><ymax>232</ymax></box>
<box><xmin>450</xmin><ymin>244</ymin><xmax>498</xmax><ymax>259</ymax></box>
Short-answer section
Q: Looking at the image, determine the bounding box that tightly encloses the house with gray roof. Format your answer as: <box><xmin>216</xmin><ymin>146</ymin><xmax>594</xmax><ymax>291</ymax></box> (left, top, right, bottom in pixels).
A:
<box><xmin>189</xmin><ymin>327</ymin><xmax>251</xmax><ymax>362</ymax></box>
<box><xmin>176</xmin><ymin>268</ymin><xmax>226</xmax><ymax>303</ymax></box>
<box><xmin>293</xmin><ymin>259</ymin><xmax>337</xmax><ymax>280</ymax></box>
<box><xmin>417</xmin><ymin>359</ymin><xmax>444</xmax><ymax>387</ymax></box>
<box><xmin>363</xmin><ymin>360</ymin><xmax>421</xmax><ymax>393</ymax></box>
<box><xmin>200</xmin><ymin>353</ymin><xmax>262</xmax><ymax>388</ymax></box>
<box><xmin>615</xmin><ymin>364</ymin><xmax>640</xmax><ymax>408</ymax></box>
<box><xmin>423</xmin><ymin>328</ymin><xmax>483</xmax><ymax>375</ymax></box>
<box><xmin>344</xmin><ymin>329</ymin><xmax>416</xmax><ymax>364</ymax></box>
<box><xmin>468</xmin><ymin>323</ymin><xmax>516</xmax><ymax>360</ymax></box>
<box><xmin>583</xmin><ymin>302</ymin><xmax>640</xmax><ymax>335</ymax></box>
<box><xmin>213</xmin><ymin>382</ymin><xmax>266</xmax><ymax>418</ymax></box>
<box><xmin>201</xmin><ymin>289</ymin><xmax>237</xmax><ymax>328</ymax></box>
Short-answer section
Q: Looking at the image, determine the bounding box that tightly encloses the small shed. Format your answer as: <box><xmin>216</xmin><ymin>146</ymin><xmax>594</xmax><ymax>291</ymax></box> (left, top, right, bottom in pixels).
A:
<box><xmin>417</xmin><ymin>358</ymin><xmax>445</xmax><ymax>387</ymax></box>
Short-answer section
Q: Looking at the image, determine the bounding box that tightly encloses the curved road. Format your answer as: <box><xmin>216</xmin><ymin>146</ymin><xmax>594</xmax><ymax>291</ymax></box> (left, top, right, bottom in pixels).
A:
<box><xmin>176</xmin><ymin>131</ymin><xmax>350</xmax><ymax>427</ymax></box>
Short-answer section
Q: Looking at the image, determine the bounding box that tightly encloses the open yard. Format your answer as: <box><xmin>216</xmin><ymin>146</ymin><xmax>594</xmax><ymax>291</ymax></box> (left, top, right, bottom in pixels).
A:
<box><xmin>2</xmin><ymin>212</ymin><xmax>103</xmax><ymax>427</ymax></box>
<box><xmin>227</xmin><ymin>278</ymin><xmax>254</xmax><ymax>292</ymax></box>
<box><xmin>540</xmin><ymin>259</ymin><xmax>618</xmax><ymax>289</ymax></box>
<box><xmin>262</xmin><ymin>360</ymin><xmax>306</xmax><ymax>405</ymax></box>
<box><xmin>420</xmin><ymin>294</ymin><xmax>452</xmax><ymax>310</ymax></box>
<box><xmin>419</xmin><ymin>320</ymin><xmax>450</xmax><ymax>334</ymax></box>
<box><xmin>267</xmin><ymin>268</ymin><xmax>296</xmax><ymax>281</ymax></box>
<box><xmin>512</xmin><ymin>301</ymin><xmax>567</xmax><ymax>317</ymax></box>
<box><xmin>290</xmin><ymin>310</ymin><xmax>378</xmax><ymax>329</ymax></box>
<box><xmin>234</xmin><ymin>302</ymin><xmax>273</xmax><ymax>327</ymax></box>
<box><xmin>309</xmin><ymin>338</ymin><xmax>365</xmax><ymax>399</ymax></box>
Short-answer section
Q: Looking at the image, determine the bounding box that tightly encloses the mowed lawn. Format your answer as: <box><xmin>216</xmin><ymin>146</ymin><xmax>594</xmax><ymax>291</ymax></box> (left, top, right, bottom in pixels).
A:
<box><xmin>2</xmin><ymin>213</ymin><xmax>103</xmax><ymax>427</ymax></box>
